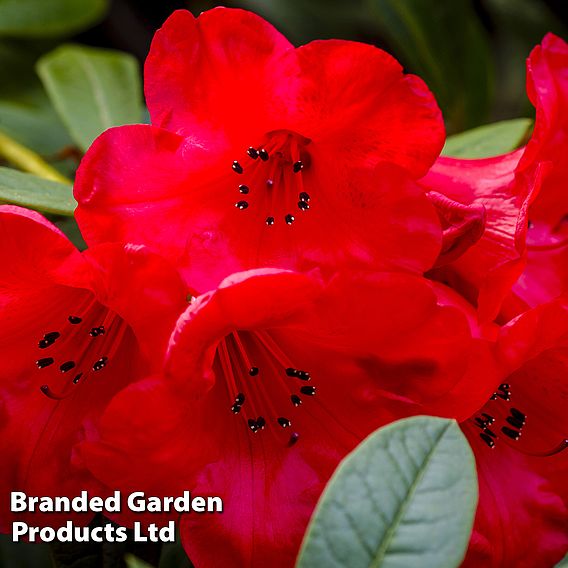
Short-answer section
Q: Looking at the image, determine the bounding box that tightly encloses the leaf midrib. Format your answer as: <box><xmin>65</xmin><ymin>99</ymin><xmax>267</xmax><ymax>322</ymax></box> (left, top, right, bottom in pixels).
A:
<box><xmin>73</xmin><ymin>51</ymin><xmax>114</xmax><ymax>130</ymax></box>
<box><xmin>368</xmin><ymin>422</ymin><xmax>451</xmax><ymax>568</ymax></box>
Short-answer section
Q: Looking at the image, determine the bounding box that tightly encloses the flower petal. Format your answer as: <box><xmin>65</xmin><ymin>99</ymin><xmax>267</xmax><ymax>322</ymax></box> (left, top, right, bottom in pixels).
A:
<box><xmin>0</xmin><ymin>208</ymin><xmax>184</xmax><ymax>529</ymax></box>
<box><xmin>82</xmin><ymin>243</ymin><xmax>186</xmax><ymax>364</ymax></box>
<box><xmin>75</xmin><ymin>126</ymin><xmax>443</xmax><ymax>291</ymax></box>
<box><xmin>0</xmin><ymin>205</ymin><xmax>85</xmax><ymax>294</ymax></box>
<box><xmin>145</xmin><ymin>8</ymin><xmax>298</xmax><ymax>149</ymax></box>
<box><xmin>462</xmin><ymin>426</ymin><xmax>567</xmax><ymax>568</ymax></box>
<box><xmin>421</xmin><ymin>151</ymin><xmax>544</xmax><ymax>323</ymax></box>
<box><xmin>80</xmin><ymin>268</ymin><xmax>507</xmax><ymax>565</ymax></box>
<box><xmin>294</xmin><ymin>39</ymin><xmax>445</xmax><ymax>178</ymax></box>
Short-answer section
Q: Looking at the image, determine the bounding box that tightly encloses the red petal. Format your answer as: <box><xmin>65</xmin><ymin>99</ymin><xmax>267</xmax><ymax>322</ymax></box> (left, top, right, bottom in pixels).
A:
<box><xmin>294</xmin><ymin>40</ymin><xmax>445</xmax><ymax>178</ymax></box>
<box><xmin>463</xmin><ymin>426</ymin><xmax>568</xmax><ymax>568</ymax></box>
<box><xmin>82</xmin><ymin>243</ymin><xmax>186</xmax><ymax>364</ymax></box>
<box><xmin>0</xmin><ymin>281</ymin><xmax>146</xmax><ymax>530</ymax></box>
<box><xmin>427</xmin><ymin>190</ymin><xmax>486</xmax><ymax>266</ymax></box>
<box><xmin>462</xmin><ymin>297</ymin><xmax>568</xmax><ymax>566</ymax></box>
<box><xmin>504</xmin><ymin>34</ymin><xmax>568</xmax><ymax>309</ymax></box>
<box><xmin>512</xmin><ymin>222</ymin><xmax>568</xmax><ymax>309</ymax></box>
<box><xmin>493</xmin><ymin>296</ymin><xmax>568</xmax><ymax>453</ymax></box>
<box><xmin>0</xmin><ymin>208</ymin><xmax>184</xmax><ymax>529</ymax></box>
<box><xmin>0</xmin><ymin>205</ymin><xmax>85</xmax><ymax>292</ymax></box>
<box><xmin>421</xmin><ymin>151</ymin><xmax>544</xmax><ymax>323</ymax></box>
<box><xmin>145</xmin><ymin>8</ymin><xmax>297</xmax><ymax>149</ymax></box>
<box><xmin>75</xmin><ymin>126</ymin><xmax>443</xmax><ymax>291</ymax></box>
<box><xmin>80</xmin><ymin>269</ymin><xmax>506</xmax><ymax>565</ymax></box>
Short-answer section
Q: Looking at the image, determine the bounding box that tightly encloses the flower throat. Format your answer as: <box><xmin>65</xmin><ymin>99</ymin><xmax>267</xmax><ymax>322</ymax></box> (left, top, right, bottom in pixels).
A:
<box><xmin>230</xmin><ymin>130</ymin><xmax>312</xmax><ymax>227</ymax></box>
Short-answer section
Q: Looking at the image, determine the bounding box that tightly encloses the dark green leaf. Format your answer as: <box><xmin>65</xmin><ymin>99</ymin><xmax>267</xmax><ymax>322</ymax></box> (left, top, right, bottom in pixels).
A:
<box><xmin>442</xmin><ymin>118</ymin><xmax>533</xmax><ymax>158</ymax></box>
<box><xmin>297</xmin><ymin>416</ymin><xmax>478</xmax><ymax>568</ymax></box>
<box><xmin>0</xmin><ymin>166</ymin><xmax>75</xmax><ymax>215</ymax></box>
<box><xmin>53</xmin><ymin>216</ymin><xmax>86</xmax><ymax>250</ymax></box>
<box><xmin>366</xmin><ymin>0</ymin><xmax>493</xmax><ymax>131</ymax></box>
<box><xmin>0</xmin><ymin>39</ymin><xmax>72</xmax><ymax>156</ymax></box>
<box><xmin>37</xmin><ymin>44</ymin><xmax>143</xmax><ymax>152</ymax></box>
<box><xmin>0</xmin><ymin>0</ymin><xmax>108</xmax><ymax>38</ymax></box>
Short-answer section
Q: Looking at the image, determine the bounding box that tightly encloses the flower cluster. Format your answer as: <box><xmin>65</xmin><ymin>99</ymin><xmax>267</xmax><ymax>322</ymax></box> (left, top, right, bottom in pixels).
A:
<box><xmin>1</xmin><ymin>8</ymin><xmax>566</xmax><ymax>568</ymax></box>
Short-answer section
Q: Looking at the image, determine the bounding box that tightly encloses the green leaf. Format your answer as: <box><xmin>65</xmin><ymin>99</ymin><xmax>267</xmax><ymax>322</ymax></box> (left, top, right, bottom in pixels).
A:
<box><xmin>297</xmin><ymin>416</ymin><xmax>478</xmax><ymax>568</ymax></box>
<box><xmin>0</xmin><ymin>39</ymin><xmax>73</xmax><ymax>156</ymax></box>
<box><xmin>0</xmin><ymin>0</ymin><xmax>108</xmax><ymax>38</ymax></box>
<box><xmin>555</xmin><ymin>553</ymin><xmax>568</xmax><ymax>568</ymax></box>
<box><xmin>53</xmin><ymin>216</ymin><xmax>86</xmax><ymax>250</ymax></box>
<box><xmin>366</xmin><ymin>0</ymin><xmax>493</xmax><ymax>131</ymax></box>
<box><xmin>442</xmin><ymin>118</ymin><xmax>533</xmax><ymax>159</ymax></box>
<box><xmin>126</xmin><ymin>554</ymin><xmax>155</xmax><ymax>568</ymax></box>
<box><xmin>37</xmin><ymin>44</ymin><xmax>143</xmax><ymax>152</ymax></box>
<box><xmin>0</xmin><ymin>166</ymin><xmax>75</xmax><ymax>215</ymax></box>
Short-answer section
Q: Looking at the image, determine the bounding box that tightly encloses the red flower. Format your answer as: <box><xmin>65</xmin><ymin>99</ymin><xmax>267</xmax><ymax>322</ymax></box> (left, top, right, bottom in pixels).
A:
<box><xmin>421</xmin><ymin>34</ymin><xmax>568</xmax><ymax>322</ymax></box>
<box><xmin>74</xmin><ymin>8</ymin><xmax>445</xmax><ymax>293</ymax></box>
<box><xmin>79</xmin><ymin>268</ymin><xmax>502</xmax><ymax>567</ymax></box>
<box><xmin>0</xmin><ymin>206</ymin><xmax>186</xmax><ymax>530</ymax></box>
<box><xmin>421</xmin><ymin>151</ymin><xmax>543</xmax><ymax>323</ymax></box>
<box><xmin>461</xmin><ymin>296</ymin><xmax>568</xmax><ymax>567</ymax></box>
<box><xmin>511</xmin><ymin>33</ymin><xmax>568</xmax><ymax>311</ymax></box>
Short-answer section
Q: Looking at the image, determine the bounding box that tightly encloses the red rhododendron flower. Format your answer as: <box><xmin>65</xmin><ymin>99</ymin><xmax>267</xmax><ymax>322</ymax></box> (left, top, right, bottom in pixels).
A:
<box><xmin>461</xmin><ymin>296</ymin><xmax>568</xmax><ymax>567</ymax></box>
<box><xmin>421</xmin><ymin>33</ymin><xmax>568</xmax><ymax>322</ymax></box>
<box><xmin>422</xmin><ymin>150</ymin><xmax>545</xmax><ymax>323</ymax></box>
<box><xmin>0</xmin><ymin>206</ymin><xmax>185</xmax><ymax>530</ymax></box>
<box><xmin>74</xmin><ymin>8</ymin><xmax>445</xmax><ymax>292</ymax></box>
<box><xmin>79</xmin><ymin>268</ymin><xmax>503</xmax><ymax>567</ymax></box>
<box><xmin>511</xmin><ymin>33</ymin><xmax>568</xmax><ymax>312</ymax></box>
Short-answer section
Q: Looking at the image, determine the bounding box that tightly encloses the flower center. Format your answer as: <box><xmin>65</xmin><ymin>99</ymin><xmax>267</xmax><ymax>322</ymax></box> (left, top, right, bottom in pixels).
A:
<box><xmin>213</xmin><ymin>330</ymin><xmax>317</xmax><ymax>446</ymax></box>
<box><xmin>35</xmin><ymin>294</ymin><xmax>127</xmax><ymax>400</ymax></box>
<box><xmin>472</xmin><ymin>382</ymin><xmax>567</xmax><ymax>456</ymax></box>
<box><xmin>229</xmin><ymin>130</ymin><xmax>312</xmax><ymax>227</ymax></box>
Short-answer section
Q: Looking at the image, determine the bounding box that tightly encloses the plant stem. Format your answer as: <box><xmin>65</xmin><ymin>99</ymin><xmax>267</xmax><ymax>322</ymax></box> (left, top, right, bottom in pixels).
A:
<box><xmin>0</xmin><ymin>130</ymin><xmax>72</xmax><ymax>185</ymax></box>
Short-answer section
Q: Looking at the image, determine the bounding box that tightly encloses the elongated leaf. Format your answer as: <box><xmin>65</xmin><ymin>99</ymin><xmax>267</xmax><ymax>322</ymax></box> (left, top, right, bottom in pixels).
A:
<box><xmin>0</xmin><ymin>40</ymin><xmax>72</xmax><ymax>156</ymax></box>
<box><xmin>125</xmin><ymin>554</ymin><xmax>154</xmax><ymax>568</ymax></box>
<box><xmin>366</xmin><ymin>0</ymin><xmax>492</xmax><ymax>131</ymax></box>
<box><xmin>37</xmin><ymin>45</ymin><xmax>143</xmax><ymax>152</ymax></box>
<box><xmin>0</xmin><ymin>166</ymin><xmax>75</xmax><ymax>215</ymax></box>
<box><xmin>556</xmin><ymin>554</ymin><xmax>568</xmax><ymax>568</ymax></box>
<box><xmin>0</xmin><ymin>0</ymin><xmax>108</xmax><ymax>38</ymax></box>
<box><xmin>442</xmin><ymin>118</ymin><xmax>533</xmax><ymax>159</ymax></box>
<box><xmin>297</xmin><ymin>416</ymin><xmax>478</xmax><ymax>568</ymax></box>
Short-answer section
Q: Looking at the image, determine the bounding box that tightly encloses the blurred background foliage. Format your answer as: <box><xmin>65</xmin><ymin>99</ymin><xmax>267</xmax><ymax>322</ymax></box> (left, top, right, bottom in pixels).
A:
<box><xmin>0</xmin><ymin>0</ymin><xmax>566</xmax><ymax>566</ymax></box>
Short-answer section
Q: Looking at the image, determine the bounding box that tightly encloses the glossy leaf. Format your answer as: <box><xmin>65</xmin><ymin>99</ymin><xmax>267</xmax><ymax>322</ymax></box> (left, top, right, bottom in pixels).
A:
<box><xmin>0</xmin><ymin>0</ymin><xmax>108</xmax><ymax>38</ymax></box>
<box><xmin>37</xmin><ymin>44</ymin><xmax>143</xmax><ymax>152</ymax></box>
<box><xmin>366</xmin><ymin>0</ymin><xmax>493</xmax><ymax>131</ymax></box>
<box><xmin>442</xmin><ymin>118</ymin><xmax>533</xmax><ymax>158</ymax></box>
<box><xmin>297</xmin><ymin>416</ymin><xmax>478</xmax><ymax>568</ymax></box>
<box><xmin>0</xmin><ymin>166</ymin><xmax>75</xmax><ymax>215</ymax></box>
